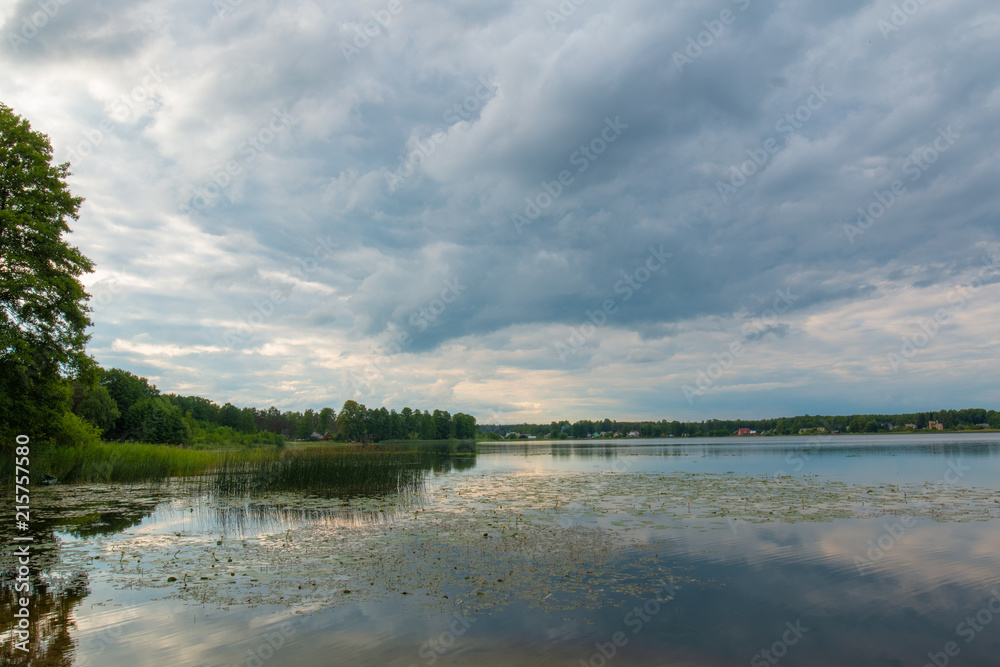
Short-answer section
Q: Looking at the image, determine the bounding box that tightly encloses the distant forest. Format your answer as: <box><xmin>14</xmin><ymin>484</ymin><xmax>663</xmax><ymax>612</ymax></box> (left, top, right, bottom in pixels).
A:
<box><xmin>71</xmin><ymin>367</ymin><xmax>475</xmax><ymax>446</ymax></box>
<box><xmin>479</xmin><ymin>409</ymin><xmax>1000</xmax><ymax>440</ymax></box>
<box><xmin>61</xmin><ymin>367</ymin><xmax>998</xmax><ymax>446</ymax></box>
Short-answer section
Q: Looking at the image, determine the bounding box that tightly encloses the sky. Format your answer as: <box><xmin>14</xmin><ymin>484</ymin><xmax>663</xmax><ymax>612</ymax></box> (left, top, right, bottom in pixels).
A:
<box><xmin>2</xmin><ymin>0</ymin><xmax>998</xmax><ymax>424</ymax></box>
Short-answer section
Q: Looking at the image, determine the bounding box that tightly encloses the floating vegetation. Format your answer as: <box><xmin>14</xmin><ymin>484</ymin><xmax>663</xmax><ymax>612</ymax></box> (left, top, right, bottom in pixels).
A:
<box><xmin>31</xmin><ymin>468</ymin><xmax>997</xmax><ymax>618</ymax></box>
<box><xmin>439</xmin><ymin>471</ymin><xmax>1000</xmax><ymax>526</ymax></box>
<box><xmin>53</xmin><ymin>492</ymin><xmax>688</xmax><ymax>615</ymax></box>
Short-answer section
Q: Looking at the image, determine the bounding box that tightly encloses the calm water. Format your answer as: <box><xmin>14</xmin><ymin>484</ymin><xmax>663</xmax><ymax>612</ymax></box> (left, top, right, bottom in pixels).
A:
<box><xmin>3</xmin><ymin>434</ymin><xmax>1000</xmax><ymax>666</ymax></box>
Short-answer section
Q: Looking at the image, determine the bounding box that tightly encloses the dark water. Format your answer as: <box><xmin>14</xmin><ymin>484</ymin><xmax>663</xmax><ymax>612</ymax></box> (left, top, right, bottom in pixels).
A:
<box><xmin>3</xmin><ymin>434</ymin><xmax>1000</xmax><ymax>666</ymax></box>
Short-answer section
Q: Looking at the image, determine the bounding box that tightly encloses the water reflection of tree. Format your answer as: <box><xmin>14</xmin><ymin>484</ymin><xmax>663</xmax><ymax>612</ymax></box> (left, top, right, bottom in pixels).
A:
<box><xmin>432</xmin><ymin>455</ymin><xmax>477</xmax><ymax>473</ymax></box>
<box><xmin>0</xmin><ymin>486</ymin><xmax>161</xmax><ymax>665</ymax></box>
<box><xmin>55</xmin><ymin>504</ymin><xmax>155</xmax><ymax>538</ymax></box>
<box><xmin>0</xmin><ymin>569</ymin><xmax>89</xmax><ymax>666</ymax></box>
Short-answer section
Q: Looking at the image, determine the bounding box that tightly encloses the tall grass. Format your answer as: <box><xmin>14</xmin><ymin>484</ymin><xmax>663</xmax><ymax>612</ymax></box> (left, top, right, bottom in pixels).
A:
<box><xmin>34</xmin><ymin>442</ymin><xmax>219</xmax><ymax>483</ymax></box>
<box><xmin>213</xmin><ymin>446</ymin><xmax>433</xmax><ymax>496</ymax></box>
<box><xmin>0</xmin><ymin>441</ymin><xmax>463</xmax><ymax>493</ymax></box>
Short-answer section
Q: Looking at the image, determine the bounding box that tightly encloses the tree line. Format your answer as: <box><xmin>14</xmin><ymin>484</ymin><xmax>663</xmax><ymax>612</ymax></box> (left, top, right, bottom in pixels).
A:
<box><xmin>335</xmin><ymin>400</ymin><xmax>477</xmax><ymax>443</ymax></box>
<box><xmin>480</xmin><ymin>409</ymin><xmax>1000</xmax><ymax>439</ymax></box>
<box><xmin>58</xmin><ymin>367</ymin><xmax>478</xmax><ymax>446</ymax></box>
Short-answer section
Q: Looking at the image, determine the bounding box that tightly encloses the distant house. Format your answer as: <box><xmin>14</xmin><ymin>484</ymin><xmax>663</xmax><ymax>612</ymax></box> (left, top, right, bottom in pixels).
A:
<box><xmin>311</xmin><ymin>432</ymin><xmax>324</xmax><ymax>441</ymax></box>
<box><xmin>738</xmin><ymin>428</ymin><xmax>751</xmax><ymax>436</ymax></box>
<box><xmin>978</xmin><ymin>423</ymin><xmax>992</xmax><ymax>429</ymax></box>
<box><xmin>627</xmin><ymin>430</ymin><xmax>640</xmax><ymax>437</ymax></box>
<box><xmin>904</xmin><ymin>423</ymin><xmax>917</xmax><ymax>429</ymax></box>
<box><xmin>928</xmin><ymin>420</ymin><xmax>945</xmax><ymax>430</ymax></box>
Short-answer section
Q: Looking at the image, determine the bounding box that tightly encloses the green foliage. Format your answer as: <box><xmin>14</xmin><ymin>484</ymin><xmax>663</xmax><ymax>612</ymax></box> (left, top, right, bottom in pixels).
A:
<box><xmin>51</xmin><ymin>410</ymin><xmax>103</xmax><ymax>448</ymax></box>
<box><xmin>70</xmin><ymin>381</ymin><xmax>120</xmax><ymax>432</ymax></box>
<box><xmin>453</xmin><ymin>413</ymin><xmax>477</xmax><ymax>439</ymax></box>
<box><xmin>0</xmin><ymin>102</ymin><xmax>95</xmax><ymax>445</ymax></box>
<box><xmin>337</xmin><ymin>400</ymin><xmax>368</xmax><ymax>441</ymax></box>
<box><xmin>480</xmin><ymin>408</ymin><xmax>1000</xmax><ymax>438</ymax></box>
<box><xmin>99</xmin><ymin>368</ymin><xmax>159</xmax><ymax>438</ymax></box>
<box><xmin>185</xmin><ymin>420</ymin><xmax>284</xmax><ymax>448</ymax></box>
<box><xmin>332</xmin><ymin>401</ymin><xmax>476</xmax><ymax>443</ymax></box>
<box><xmin>119</xmin><ymin>396</ymin><xmax>192</xmax><ymax>445</ymax></box>
<box><xmin>432</xmin><ymin>409</ymin><xmax>452</xmax><ymax>439</ymax></box>
<box><xmin>317</xmin><ymin>406</ymin><xmax>335</xmax><ymax>433</ymax></box>
<box><xmin>0</xmin><ymin>102</ymin><xmax>92</xmax><ymax>370</ymax></box>
<box><xmin>0</xmin><ymin>354</ymin><xmax>74</xmax><ymax>443</ymax></box>
<box><xmin>296</xmin><ymin>408</ymin><xmax>316</xmax><ymax>440</ymax></box>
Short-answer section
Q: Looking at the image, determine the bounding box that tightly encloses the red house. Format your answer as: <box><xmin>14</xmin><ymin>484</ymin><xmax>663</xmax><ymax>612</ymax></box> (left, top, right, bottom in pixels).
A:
<box><xmin>738</xmin><ymin>428</ymin><xmax>751</xmax><ymax>436</ymax></box>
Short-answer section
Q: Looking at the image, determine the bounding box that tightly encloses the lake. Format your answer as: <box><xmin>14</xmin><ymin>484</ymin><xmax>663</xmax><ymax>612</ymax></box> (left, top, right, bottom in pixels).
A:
<box><xmin>3</xmin><ymin>434</ymin><xmax>1000</xmax><ymax>666</ymax></box>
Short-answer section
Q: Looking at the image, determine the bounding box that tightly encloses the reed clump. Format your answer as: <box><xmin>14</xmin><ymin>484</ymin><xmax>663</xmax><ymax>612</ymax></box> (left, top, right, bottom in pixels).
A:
<box><xmin>213</xmin><ymin>445</ymin><xmax>432</xmax><ymax>496</ymax></box>
<box><xmin>36</xmin><ymin>442</ymin><xmax>219</xmax><ymax>483</ymax></box>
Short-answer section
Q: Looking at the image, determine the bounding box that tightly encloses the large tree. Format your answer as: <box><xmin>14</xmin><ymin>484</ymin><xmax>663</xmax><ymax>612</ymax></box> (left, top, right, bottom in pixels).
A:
<box><xmin>1</xmin><ymin>102</ymin><xmax>95</xmax><ymax>443</ymax></box>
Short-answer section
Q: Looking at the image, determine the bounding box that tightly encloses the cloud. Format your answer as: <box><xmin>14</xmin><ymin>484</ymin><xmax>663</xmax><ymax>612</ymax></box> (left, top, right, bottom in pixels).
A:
<box><xmin>3</xmin><ymin>0</ymin><xmax>999</xmax><ymax>420</ymax></box>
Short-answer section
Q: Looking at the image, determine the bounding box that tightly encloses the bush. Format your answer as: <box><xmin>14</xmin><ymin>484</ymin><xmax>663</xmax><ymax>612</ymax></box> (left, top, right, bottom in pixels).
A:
<box><xmin>51</xmin><ymin>411</ymin><xmax>103</xmax><ymax>448</ymax></box>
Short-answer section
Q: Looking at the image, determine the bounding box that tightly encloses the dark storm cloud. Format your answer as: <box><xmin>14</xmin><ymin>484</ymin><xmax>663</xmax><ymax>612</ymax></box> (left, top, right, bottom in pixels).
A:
<box><xmin>2</xmin><ymin>0</ymin><xmax>998</xmax><ymax>418</ymax></box>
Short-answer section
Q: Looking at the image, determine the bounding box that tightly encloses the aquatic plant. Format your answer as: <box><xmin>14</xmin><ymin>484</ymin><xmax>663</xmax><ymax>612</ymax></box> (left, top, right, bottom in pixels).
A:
<box><xmin>34</xmin><ymin>442</ymin><xmax>219</xmax><ymax>484</ymax></box>
<box><xmin>212</xmin><ymin>446</ymin><xmax>434</xmax><ymax>496</ymax></box>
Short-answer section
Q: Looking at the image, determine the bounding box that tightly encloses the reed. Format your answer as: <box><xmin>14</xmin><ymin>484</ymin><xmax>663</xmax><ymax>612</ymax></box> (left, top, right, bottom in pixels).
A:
<box><xmin>212</xmin><ymin>446</ymin><xmax>433</xmax><ymax>496</ymax></box>
<box><xmin>35</xmin><ymin>442</ymin><xmax>219</xmax><ymax>484</ymax></box>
